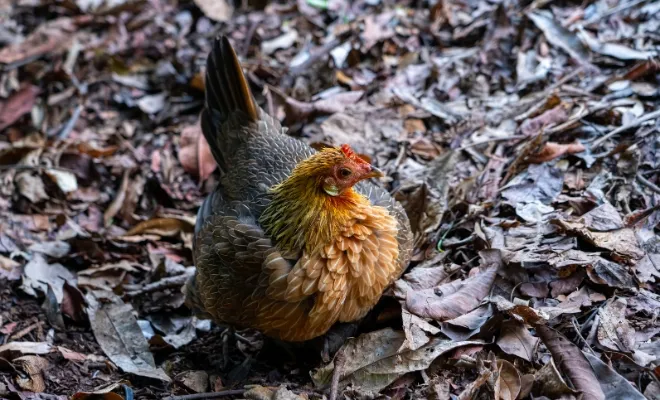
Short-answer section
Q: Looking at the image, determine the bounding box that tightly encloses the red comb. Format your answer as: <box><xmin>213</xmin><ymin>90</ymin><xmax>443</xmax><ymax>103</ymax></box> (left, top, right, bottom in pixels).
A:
<box><xmin>340</xmin><ymin>144</ymin><xmax>368</xmax><ymax>164</ymax></box>
<box><xmin>340</xmin><ymin>144</ymin><xmax>355</xmax><ymax>158</ymax></box>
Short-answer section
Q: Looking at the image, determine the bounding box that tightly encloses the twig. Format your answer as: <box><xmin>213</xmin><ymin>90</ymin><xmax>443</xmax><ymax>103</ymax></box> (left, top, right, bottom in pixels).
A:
<box><xmin>636</xmin><ymin>173</ymin><xmax>660</xmax><ymax>194</ymax></box>
<box><xmin>591</xmin><ymin>109</ymin><xmax>660</xmax><ymax>148</ymax></box>
<box><xmin>329</xmin><ymin>351</ymin><xmax>345</xmax><ymax>400</ymax></box>
<box><xmin>583</xmin><ymin>0</ymin><xmax>650</xmax><ymax>26</ymax></box>
<box><xmin>57</xmin><ymin>104</ymin><xmax>83</xmax><ymax>140</ymax></box>
<box><xmin>9</xmin><ymin>321</ymin><xmax>45</xmax><ymax>341</ymax></box>
<box><xmin>123</xmin><ymin>272</ymin><xmax>193</xmax><ymax>298</ymax></box>
<box><xmin>163</xmin><ymin>389</ymin><xmax>245</xmax><ymax>400</ymax></box>
<box><xmin>240</xmin><ymin>17</ymin><xmax>262</xmax><ymax>58</ymax></box>
<box><xmin>457</xmin><ymin>135</ymin><xmax>527</xmax><ymax>150</ymax></box>
<box><xmin>571</xmin><ymin>317</ymin><xmax>595</xmax><ymax>355</ymax></box>
<box><xmin>0</xmin><ymin>165</ymin><xmax>77</xmax><ymax>174</ymax></box>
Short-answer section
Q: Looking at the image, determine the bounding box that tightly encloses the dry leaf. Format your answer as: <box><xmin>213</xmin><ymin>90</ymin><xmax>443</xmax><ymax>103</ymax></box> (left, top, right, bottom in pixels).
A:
<box><xmin>0</xmin><ymin>342</ymin><xmax>52</xmax><ymax>360</ymax></box>
<box><xmin>519</xmin><ymin>105</ymin><xmax>571</xmax><ymax>137</ymax></box>
<box><xmin>178</xmin><ymin>121</ymin><xmax>216</xmax><ymax>181</ymax></box>
<box><xmin>0</xmin><ymin>85</ymin><xmax>40</xmax><ymax>130</ymax></box>
<box><xmin>497</xmin><ymin>321</ymin><xmax>539</xmax><ymax>362</ymax></box>
<box><xmin>14</xmin><ymin>355</ymin><xmax>49</xmax><ymax>392</ymax></box>
<box><xmin>527</xmin><ymin>11</ymin><xmax>590</xmax><ymax>63</ymax></box>
<box><xmin>104</xmin><ymin>169</ymin><xmax>130</xmax><ymax>227</ymax></box>
<box><xmin>536</xmin><ymin>325</ymin><xmax>605</xmax><ymax>400</ymax></box>
<box><xmin>175</xmin><ymin>370</ymin><xmax>209</xmax><ymax>393</ymax></box>
<box><xmin>86</xmin><ymin>291</ymin><xmax>170</xmax><ymax>382</ymax></box>
<box><xmin>405</xmin><ymin>250</ymin><xmax>501</xmax><ymax>321</ymax></box>
<box><xmin>584</xmin><ymin>352</ymin><xmax>646</xmax><ymax>399</ymax></box>
<box><xmin>45</xmin><ymin>169</ymin><xmax>78</xmax><ymax>194</ymax></box>
<box><xmin>494</xmin><ymin>359</ymin><xmax>521</xmax><ymax>400</ymax></box>
<box><xmin>529</xmin><ymin>141</ymin><xmax>585</xmax><ymax>163</ymax></box>
<box><xmin>193</xmin><ymin>0</ymin><xmax>232</xmax><ymax>22</ymax></box>
<box><xmin>597</xmin><ymin>298</ymin><xmax>635</xmax><ymax>353</ymax></box>
<box><xmin>20</xmin><ymin>254</ymin><xmax>77</xmax><ymax>303</ymax></box>
<box><xmin>0</xmin><ymin>255</ymin><xmax>21</xmax><ymax>280</ymax></box>
<box><xmin>123</xmin><ymin>217</ymin><xmax>194</xmax><ymax>237</ymax></box>
<box><xmin>313</xmin><ymin>328</ymin><xmax>482</xmax><ymax>395</ymax></box>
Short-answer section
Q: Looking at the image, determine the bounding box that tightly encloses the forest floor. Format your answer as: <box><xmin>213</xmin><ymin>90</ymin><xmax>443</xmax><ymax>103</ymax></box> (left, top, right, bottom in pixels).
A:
<box><xmin>1</xmin><ymin>0</ymin><xmax>659</xmax><ymax>399</ymax></box>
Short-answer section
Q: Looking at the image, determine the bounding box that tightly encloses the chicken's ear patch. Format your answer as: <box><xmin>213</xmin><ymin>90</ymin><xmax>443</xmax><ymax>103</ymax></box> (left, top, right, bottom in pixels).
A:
<box><xmin>340</xmin><ymin>144</ymin><xmax>368</xmax><ymax>164</ymax></box>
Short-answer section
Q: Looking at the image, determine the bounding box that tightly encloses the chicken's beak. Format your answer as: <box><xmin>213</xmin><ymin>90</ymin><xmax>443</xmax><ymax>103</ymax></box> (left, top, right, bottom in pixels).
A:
<box><xmin>364</xmin><ymin>165</ymin><xmax>384</xmax><ymax>179</ymax></box>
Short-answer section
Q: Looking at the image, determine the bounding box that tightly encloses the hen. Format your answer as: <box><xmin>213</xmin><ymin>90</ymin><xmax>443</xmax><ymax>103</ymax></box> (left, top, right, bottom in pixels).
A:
<box><xmin>185</xmin><ymin>36</ymin><xmax>413</xmax><ymax>342</ymax></box>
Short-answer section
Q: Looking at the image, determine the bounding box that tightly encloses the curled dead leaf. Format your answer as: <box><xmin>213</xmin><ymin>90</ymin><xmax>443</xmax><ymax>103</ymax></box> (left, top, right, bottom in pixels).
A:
<box><xmin>529</xmin><ymin>141</ymin><xmax>586</xmax><ymax>163</ymax></box>
<box><xmin>14</xmin><ymin>355</ymin><xmax>49</xmax><ymax>392</ymax></box>
<box><xmin>536</xmin><ymin>325</ymin><xmax>605</xmax><ymax>400</ymax></box>
<box><xmin>0</xmin><ymin>85</ymin><xmax>40</xmax><ymax>131</ymax></box>
<box><xmin>405</xmin><ymin>250</ymin><xmax>501</xmax><ymax>321</ymax></box>
<box><xmin>179</xmin><ymin>121</ymin><xmax>217</xmax><ymax>181</ymax></box>
<box><xmin>123</xmin><ymin>217</ymin><xmax>195</xmax><ymax>238</ymax></box>
<box><xmin>494</xmin><ymin>359</ymin><xmax>521</xmax><ymax>400</ymax></box>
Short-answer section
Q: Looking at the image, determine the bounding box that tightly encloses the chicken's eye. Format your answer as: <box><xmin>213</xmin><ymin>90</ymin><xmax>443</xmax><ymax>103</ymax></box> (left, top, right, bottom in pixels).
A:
<box><xmin>339</xmin><ymin>168</ymin><xmax>352</xmax><ymax>178</ymax></box>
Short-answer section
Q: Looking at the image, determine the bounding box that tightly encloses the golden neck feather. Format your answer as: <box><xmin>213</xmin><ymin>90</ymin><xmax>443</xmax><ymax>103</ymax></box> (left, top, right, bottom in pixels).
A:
<box><xmin>259</xmin><ymin>155</ymin><xmax>369</xmax><ymax>254</ymax></box>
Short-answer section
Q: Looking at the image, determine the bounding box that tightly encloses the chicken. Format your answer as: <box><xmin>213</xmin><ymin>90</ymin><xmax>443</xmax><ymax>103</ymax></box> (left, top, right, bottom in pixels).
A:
<box><xmin>185</xmin><ymin>36</ymin><xmax>413</xmax><ymax>342</ymax></box>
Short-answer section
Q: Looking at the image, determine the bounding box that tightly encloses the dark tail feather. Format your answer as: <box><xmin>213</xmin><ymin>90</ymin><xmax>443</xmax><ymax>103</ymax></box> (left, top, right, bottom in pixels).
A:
<box><xmin>202</xmin><ymin>36</ymin><xmax>259</xmax><ymax>170</ymax></box>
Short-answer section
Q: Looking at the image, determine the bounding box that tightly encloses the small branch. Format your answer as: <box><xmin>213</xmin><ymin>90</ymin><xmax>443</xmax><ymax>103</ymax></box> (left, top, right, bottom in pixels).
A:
<box><xmin>591</xmin><ymin>109</ymin><xmax>660</xmax><ymax>148</ymax></box>
<box><xmin>636</xmin><ymin>173</ymin><xmax>660</xmax><ymax>194</ymax></box>
<box><xmin>329</xmin><ymin>352</ymin><xmax>345</xmax><ymax>400</ymax></box>
<box><xmin>163</xmin><ymin>389</ymin><xmax>245</xmax><ymax>400</ymax></box>
<box><xmin>124</xmin><ymin>272</ymin><xmax>193</xmax><ymax>298</ymax></box>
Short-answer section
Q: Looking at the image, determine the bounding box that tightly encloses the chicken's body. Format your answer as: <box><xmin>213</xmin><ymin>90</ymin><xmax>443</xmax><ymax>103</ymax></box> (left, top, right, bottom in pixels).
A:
<box><xmin>186</xmin><ymin>37</ymin><xmax>413</xmax><ymax>342</ymax></box>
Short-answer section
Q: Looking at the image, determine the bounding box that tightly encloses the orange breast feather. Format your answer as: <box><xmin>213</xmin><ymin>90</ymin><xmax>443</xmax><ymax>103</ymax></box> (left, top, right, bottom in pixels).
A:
<box><xmin>252</xmin><ymin>204</ymin><xmax>399</xmax><ymax>341</ymax></box>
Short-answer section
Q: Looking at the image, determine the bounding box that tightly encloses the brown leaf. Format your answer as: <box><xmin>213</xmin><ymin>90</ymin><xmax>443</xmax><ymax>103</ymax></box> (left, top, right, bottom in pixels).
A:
<box><xmin>20</xmin><ymin>254</ymin><xmax>77</xmax><ymax>303</ymax></box>
<box><xmin>0</xmin><ymin>255</ymin><xmax>21</xmax><ymax>281</ymax></box>
<box><xmin>441</xmin><ymin>304</ymin><xmax>495</xmax><ymax>341</ymax></box>
<box><xmin>496</xmin><ymin>321</ymin><xmax>539</xmax><ymax>362</ymax></box>
<box><xmin>0</xmin><ymin>85</ymin><xmax>40</xmax><ymax>130</ymax></box>
<box><xmin>86</xmin><ymin>291</ymin><xmax>170</xmax><ymax>382</ymax></box>
<box><xmin>586</xmin><ymin>258</ymin><xmax>636</xmax><ymax>289</ymax></box>
<box><xmin>581</xmin><ymin>202</ymin><xmax>624</xmax><ymax>232</ymax></box>
<box><xmin>61</xmin><ymin>281</ymin><xmax>87</xmax><ymax>322</ymax></box>
<box><xmin>175</xmin><ymin>370</ymin><xmax>209</xmax><ymax>393</ymax></box>
<box><xmin>193</xmin><ymin>0</ymin><xmax>233</xmax><ymax>22</ymax></box>
<box><xmin>527</xmin><ymin>11</ymin><xmax>590</xmax><ymax>63</ymax></box>
<box><xmin>597</xmin><ymin>298</ymin><xmax>635</xmax><ymax>353</ymax></box>
<box><xmin>0</xmin><ymin>18</ymin><xmax>72</xmax><ymax>64</ymax></box>
<box><xmin>71</xmin><ymin>381</ymin><xmax>131</xmax><ymax>400</ymax></box>
<box><xmin>14</xmin><ymin>355</ymin><xmax>49</xmax><ymax>392</ymax></box>
<box><xmin>400</xmin><ymin>309</ymin><xmax>439</xmax><ymax>351</ymax></box>
<box><xmin>123</xmin><ymin>217</ymin><xmax>194</xmax><ymax>237</ymax></box>
<box><xmin>584</xmin><ymin>352</ymin><xmax>646</xmax><ymax>399</ymax></box>
<box><xmin>494</xmin><ymin>360</ymin><xmax>521</xmax><ymax>400</ymax></box>
<box><xmin>553</xmin><ymin>219</ymin><xmax>645</xmax><ymax>262</ymax></box>
<box><xmin>533</xmin><ymin>359</ymin><xmax>580</xmax><ymax>398</ymax></box>
<box><xmin>405</xmin><ymin>250</ymin><xmax>501</xmax><ymax>321</ymax></box>
<box><xmin>363</xmin><ymin>12</ymin><xmax>395</xmax><ymax>50</ymax></box>
<box><xmin>536</xmin><ymin>325</ymin><xmax>605</xmax><ymax>400</ymax></box>
<box><xmin>15</xmin><ymin>171</ymin><xmax>49</xmax><ymax>203</ymax></box>
<box><xmin>76</xmin><ymin>142</ymin><xmax>119</xmax><ymax>158</ymax></box>
<box><xmin>178</xmin><ymin>121</ymin><xmax>217</xmax><ymax>181</ymax></box>
<box><xmin>312</xmin><ymin>328</ymin><xmax>482</xmax><ymax>395</ymax></box>
<box><xmin>104</xmin><ymin>169</ymin><xmax>131</xmax><ymax>227</ymax></box>
<box><xmin>57</xmin><ymin>346</ymin><xmax>90</xmax><ymax>362</ymax></box>
<box><xmin>529</xmin><ymin>141</ymin><xmax>585</xmax><ymax>163</ymax></box>
<box><xmin>519</xmin><ymin>104</ymin><xmax>571</xmax><ymax>137</ymax></box>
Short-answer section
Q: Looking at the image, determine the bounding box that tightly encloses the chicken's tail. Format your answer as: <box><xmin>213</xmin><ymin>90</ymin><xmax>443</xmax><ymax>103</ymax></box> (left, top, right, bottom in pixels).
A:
<box><xmin>201</xmin><ymin>36</ymin><xmax>262</xmax><ymax>171</ymax></box>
